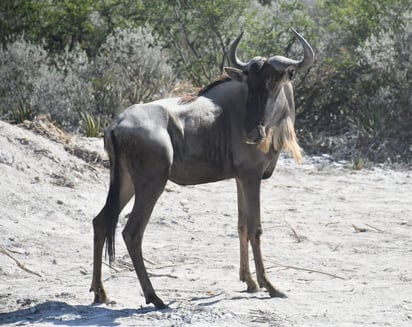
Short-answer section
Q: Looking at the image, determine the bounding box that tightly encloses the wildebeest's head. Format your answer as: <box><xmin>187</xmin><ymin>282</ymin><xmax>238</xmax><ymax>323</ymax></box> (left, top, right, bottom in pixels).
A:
<box><xmin>227</xmin><ymin>29</ymin><xmax>314</xmax><ymax>162</ymax></box>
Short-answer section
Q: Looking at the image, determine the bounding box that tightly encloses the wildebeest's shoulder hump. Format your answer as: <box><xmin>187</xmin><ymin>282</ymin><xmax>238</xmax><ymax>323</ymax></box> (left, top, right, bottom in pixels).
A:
<box><xmin>178</xmin><ymin>75</ymin><xmax>232</xmax><ymax>105</ymax></box>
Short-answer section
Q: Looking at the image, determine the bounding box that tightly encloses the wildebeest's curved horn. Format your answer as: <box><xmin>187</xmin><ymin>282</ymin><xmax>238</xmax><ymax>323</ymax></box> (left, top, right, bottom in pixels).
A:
<box><xmin>268</xmin><ymin>55</ymin><xmax>299</xmax><ymax>72</ymax></box>
<box><xmin>292</xmin><ymin>28</ymin><xmax>314</xmax><ymax>71</ymax></box>
<box><xmin>268</xmin><ymin>28</ymin><xmax>314</xmax><ymax>72</ymax></box>
<box><xmin>228</xmin><ymin>31</ymin><xmax>250</xmax><ymax>71</ymax></box>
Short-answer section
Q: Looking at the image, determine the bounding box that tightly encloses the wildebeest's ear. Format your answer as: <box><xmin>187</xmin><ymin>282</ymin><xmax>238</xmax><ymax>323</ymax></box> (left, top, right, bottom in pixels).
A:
<box><xmin>224</xmin><ymin>67</ymin><xmax>247</xmax><ymax>82</ymax></box>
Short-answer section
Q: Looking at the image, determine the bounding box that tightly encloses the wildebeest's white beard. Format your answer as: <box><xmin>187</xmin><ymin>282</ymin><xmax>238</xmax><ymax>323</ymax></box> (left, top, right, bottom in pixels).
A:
<box><xmin>258</xmin><ymin>116</ymin><xmax>302</xmax><ymax>163</ymax></box>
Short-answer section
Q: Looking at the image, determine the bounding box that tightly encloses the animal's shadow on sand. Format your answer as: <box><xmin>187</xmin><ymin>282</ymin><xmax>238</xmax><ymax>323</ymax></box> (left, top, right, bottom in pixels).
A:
<box><xmin>0</xmin><ymin>293</ymin><xmax>277</xmax><ymax>325</ymax></box>
<box><xmin>0</xmin><ymin>301</ymin><xmax>160</xmax><ymax>326</ymax></box>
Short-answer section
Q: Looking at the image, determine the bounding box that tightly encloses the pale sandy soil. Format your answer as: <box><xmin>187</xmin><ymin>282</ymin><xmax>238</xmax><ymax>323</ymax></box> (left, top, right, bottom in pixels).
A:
<box><xmin>0</xmin><ymin>120</ymin><xmax>411</xmax><ymax>326</ymax></box>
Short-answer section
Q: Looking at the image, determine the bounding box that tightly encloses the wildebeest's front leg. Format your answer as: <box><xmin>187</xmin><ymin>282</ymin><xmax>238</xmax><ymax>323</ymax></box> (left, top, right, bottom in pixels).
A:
<box><xmin>236</xmin><ymin>172</ymin><xmax>286</xmax><ymax>298</ymax></box>
<box><xmin>236</xmin><ymin>179</ymin><xmax>258</xmax><ymax>293</ymax></box>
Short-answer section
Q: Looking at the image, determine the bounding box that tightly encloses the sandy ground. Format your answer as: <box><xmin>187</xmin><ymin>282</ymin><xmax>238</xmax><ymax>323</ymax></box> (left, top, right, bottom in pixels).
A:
<box><xmin>0</xmin><ymin>119</ymin><xmax>411</xmax><ymax>326</ymax></box>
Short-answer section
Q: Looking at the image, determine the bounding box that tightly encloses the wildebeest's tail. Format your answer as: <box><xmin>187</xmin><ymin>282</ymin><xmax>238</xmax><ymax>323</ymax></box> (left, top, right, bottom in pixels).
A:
<box><xmin>103</xmin><ymin>126</ymin><xmax>121</xmax><ymax>263</ymax></box>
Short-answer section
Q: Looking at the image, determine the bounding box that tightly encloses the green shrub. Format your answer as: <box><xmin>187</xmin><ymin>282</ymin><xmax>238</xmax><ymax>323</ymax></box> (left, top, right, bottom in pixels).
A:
<box><xmin>11</xmin><ymin>106</ymin><xmax>35</xmax><ymax>124</ymax></box>
<box><xmin>80</xmin><ymin>112</ymin><xmax>101</xmax><ymax>137</ymax></box>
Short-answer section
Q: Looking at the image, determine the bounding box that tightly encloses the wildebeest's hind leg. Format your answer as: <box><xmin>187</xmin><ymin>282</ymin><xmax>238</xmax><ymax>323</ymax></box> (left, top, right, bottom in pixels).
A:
<box><xmin>236</xmin><ymin>173</ymin><xmax>286</xmax><ymax>298</ymax></box>
<box><xmin>122</xmin><ymin>132</ymin><xmax>173</xmax><ymax>309</ymax></box>
<box><xmin>90</xmin><ymin>164</ymin><xmax>134</xmax><ymax>304</ymax></box>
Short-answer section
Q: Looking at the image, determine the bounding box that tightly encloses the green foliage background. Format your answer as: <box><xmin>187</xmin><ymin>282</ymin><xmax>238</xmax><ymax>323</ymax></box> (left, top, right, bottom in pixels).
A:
<box><xmin>0</xmin><ymin>0</ymin><xmax>411</xmax><ymax>164</ymax></box>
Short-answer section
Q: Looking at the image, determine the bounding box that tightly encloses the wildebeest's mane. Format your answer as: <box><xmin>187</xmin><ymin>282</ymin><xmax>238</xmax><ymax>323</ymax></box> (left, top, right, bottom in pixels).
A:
<box><xmin>178</xmin><ymin>74</ymin><xmax>232</xmax><ymax>105</ymax></box>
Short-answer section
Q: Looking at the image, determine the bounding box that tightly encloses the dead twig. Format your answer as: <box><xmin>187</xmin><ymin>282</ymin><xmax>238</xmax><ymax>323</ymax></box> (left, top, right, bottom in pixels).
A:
<box><xmin>0</xmin><ymin>245</ymin><xmax>42</xmax><ymax>278</ymax></box>
<box><xmin>103</xmin><ymin>261</ymin><xmax>121</xmax><ymax>273</ymax></box>
<box><xmin>148</xmin><ymin>272</ymin><xmax>178</xmax><ymax>279</ymax></box>
<box><xmin>103</xmin><ymin>257</ymin><xmax>157</xmax><ymax>274</ymax></box>
<box><xmin>143</xmin><ymin>256</ymin><xmax>157</xmax><ymax>265</ymax></box>
<box><xmin>352</xmin><ymin>224</ymin><xmax>367</xmax><ymax>233</ymax></box>
<box><xmin>353</xmin><ymin>223</ymin><xmax>384</xmax><ymax>233</ymax></box>
<box><xmin>325</xmin><ymin>221</ymin><xmax>340</xmax><ymax>227</ymax></box>
<box><xmin>365</xmin><ymin>224</ymin><xmax>384</xmax><ymax>233</ymax></box>
<box><xmin>284</xmin><ymin>220</ymin><xmax>302</xmax><ymax>243</ymax></box>
<box><xmin>266</xmin><ymin>262</ymin><xmax>345</xmax><ymax>280</ymax></box>
<box><xmin>105</xmin><ymin>259</ymin><xmax>177</xmax><ymax>279</ymax></box>
<box><xmin>116</xmin><ymin>259</ymin><xmax>134</xmax><ymax>271</ymax></box>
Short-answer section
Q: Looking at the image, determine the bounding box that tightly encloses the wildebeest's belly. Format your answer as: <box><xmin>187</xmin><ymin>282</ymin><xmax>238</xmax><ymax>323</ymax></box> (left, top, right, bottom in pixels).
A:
<box><xmin>169</xmin><ymin>159</ymin><xmax>234</xmax><ymax>185</ymax></box>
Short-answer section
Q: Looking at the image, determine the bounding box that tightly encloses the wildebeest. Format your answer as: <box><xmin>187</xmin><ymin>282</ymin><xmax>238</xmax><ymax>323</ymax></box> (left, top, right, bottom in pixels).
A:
<box><xmin>90</xmin><ymin>29</ymin><xmax>314</xmax><ymax>309</ymax></box>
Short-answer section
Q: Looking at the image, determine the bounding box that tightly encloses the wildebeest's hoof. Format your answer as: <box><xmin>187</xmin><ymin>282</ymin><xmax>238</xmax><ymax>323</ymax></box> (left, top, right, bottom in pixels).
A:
<box><xmin>92</xmin><ymin>292</ymin><xmax>109</xmax><ymax>305</ymax></box>
<box><xmin>90</xmin><ymin>284</ymin><xmax>109</xmax><ymax>305</ymax></box>
<box><xmin>268</xmin><ymin>288</ymin><xmax>287</xmax><ymax>298</ymax></box>
<box><xmin>246</xmin><ymin>283</ymin><xmax>259</xmax><ymax>293</ymax></box>
<box><xmin>147</xmin><ymin>294</ymin><xmax>168</xmax><ymax>310</ymax></box>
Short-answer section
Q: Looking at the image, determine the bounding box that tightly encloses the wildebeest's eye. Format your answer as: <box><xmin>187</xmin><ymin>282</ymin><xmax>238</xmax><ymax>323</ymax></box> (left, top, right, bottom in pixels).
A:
<box><xmin>287</xmin><ymin>67</ymin><xmax>296</xmax><ymax>80</ymax></box>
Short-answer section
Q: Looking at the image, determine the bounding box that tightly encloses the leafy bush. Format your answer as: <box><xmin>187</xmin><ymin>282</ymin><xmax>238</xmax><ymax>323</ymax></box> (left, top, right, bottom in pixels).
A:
<box><xmin>295</xmin><ymin>1</ymin><xmax>412</xmax><ymax>164</ymax></box>
<box><xmin>32</xmin><ymin>48</ymin><xmax>94</xmax><ymax>130</ymax></box>
<box><xmin>356</xmin><ymin>13</ymin><xmax>412</xmax><ymax>136</ymax></box>
<box><xmin>0</xmin><ymin>28</ymin><xmax>174</xmax><ymax>135</ymax></box>
<box><xmin>0</xmin><ymin>39</ymin><xmax>93</xmax><ymax>129</ymax></box>
<box><xmin>0</xmin><ymin>39</ymin><xmax>47</xmax><ymax>122</ymax></box>
<box><xmin>139</xmin><ymin>0</ymin><xmax>248</xmax><ymax>86</ymax></box>
<box><xmin>90</xmin><ymin>27</ymin><xmax>173</xmax><ymax>119</ymax></box>
<box><xmin>352</xmin><ymin>12</ymin><xmax>412</xmax><ymax>162</ymax></box>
